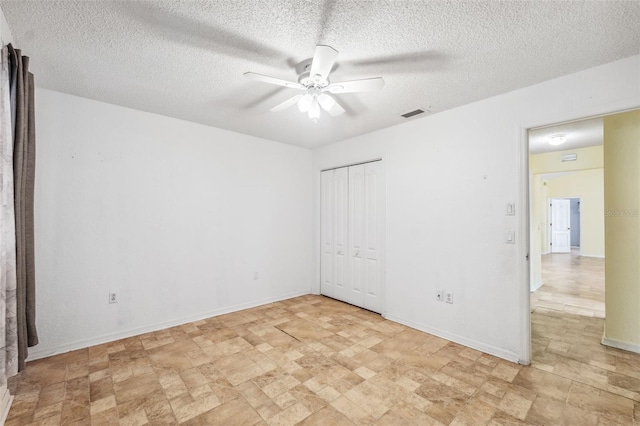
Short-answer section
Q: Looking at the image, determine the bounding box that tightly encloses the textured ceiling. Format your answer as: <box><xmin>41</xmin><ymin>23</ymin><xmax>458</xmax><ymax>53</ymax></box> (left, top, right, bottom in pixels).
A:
<box><xmin>529</xmin><ymin>117</ymin><xmax>603</xmax><ymax>154</ymax></box>
<box><xmin>1</xmin><ymin>1</ymin><xmax>639</xmax><ymax>148</ymax></box>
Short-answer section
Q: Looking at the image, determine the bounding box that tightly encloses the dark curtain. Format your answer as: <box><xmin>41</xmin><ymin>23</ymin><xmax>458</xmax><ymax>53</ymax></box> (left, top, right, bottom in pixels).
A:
<box><xmin>7</xmin><ymin>44</ymin><xmax>38</xmax><ymax>371</ymax></box>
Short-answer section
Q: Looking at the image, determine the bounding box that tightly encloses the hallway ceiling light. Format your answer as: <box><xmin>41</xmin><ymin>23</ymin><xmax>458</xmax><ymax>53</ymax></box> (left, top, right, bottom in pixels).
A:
<box><xmin>548</xmin><ymin>134</ymin><xmax>567</xmax><ymax>146</ymax></box>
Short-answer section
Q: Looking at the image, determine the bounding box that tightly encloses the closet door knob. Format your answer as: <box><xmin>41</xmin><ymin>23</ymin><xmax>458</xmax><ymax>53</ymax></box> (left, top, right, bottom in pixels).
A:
<box><xmin>354</xmin><ymin>251</ymin><xmax>360</xmax><ymax>257</ymax></box>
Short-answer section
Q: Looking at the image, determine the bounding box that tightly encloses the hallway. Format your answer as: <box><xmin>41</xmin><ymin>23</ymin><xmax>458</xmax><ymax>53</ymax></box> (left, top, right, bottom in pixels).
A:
<box><xmin>531</xmin><ymin>249</ymin><xmax>640</xmax><ymax>416</ymax></box>
<box><xmin>531</xmin><ymin>249</ymin><xmax>605</xmax><ymax>318</ymax></box>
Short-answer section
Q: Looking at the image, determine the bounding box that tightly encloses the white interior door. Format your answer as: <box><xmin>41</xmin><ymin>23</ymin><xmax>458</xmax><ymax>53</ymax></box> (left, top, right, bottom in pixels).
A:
<box><xmin>550</xmin><ymin>199</ymin><xmax>571</xmax><ymax>253</ymax></box>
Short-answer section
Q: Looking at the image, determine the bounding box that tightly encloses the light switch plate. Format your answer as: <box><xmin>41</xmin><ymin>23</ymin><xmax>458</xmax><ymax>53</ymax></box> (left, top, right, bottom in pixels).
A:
<box><xmin>506</xmin><ymin>231</ymin><xmax>515</xmax><ymax>244</ymax></box>
<box><xmin>506</xmin><ymin>203</ymin><xmax>515</xmax><ymax>216</ymax></box>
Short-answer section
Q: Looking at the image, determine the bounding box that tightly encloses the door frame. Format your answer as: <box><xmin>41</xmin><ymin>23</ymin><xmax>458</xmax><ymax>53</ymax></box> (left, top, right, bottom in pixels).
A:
<box><xmin>522</xmin><ymin>107</ymin><xmax>638</xmax><ymax>365</ymax></box>
<box><xmin>318</xmin><ymin>158</ymin><xmax>387</xmax><ymax>316</ymax></box>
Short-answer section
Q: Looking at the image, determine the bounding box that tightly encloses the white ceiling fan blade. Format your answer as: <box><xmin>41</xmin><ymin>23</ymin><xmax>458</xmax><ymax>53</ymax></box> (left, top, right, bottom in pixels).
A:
<box><xmin>317</xmin><ymin>94</ymin><xmax>345</xmax><ymax>117</ymax></box>
<box><xmin>244</xmin><ymin>72</ymin><xmax>304</xmax><ymax>90</ymax></box>
<box><xmin>327</xmin><ymin>100</ymin><xmax>345</xmax><ymax>117</ymax></box>
<box><xmin>326</xmin><ymin>77</ymin><xmax>385</xmax><ymax>94</ymax></box>
<box><xmin>310</xmin><ymin>45</ymin><xmax>338</xmax><ymax>82</ymax></box>
<box><xmin>270</xmin><ymin>95</ymin><xmax>303</xmax><ymax>112</ymax></box>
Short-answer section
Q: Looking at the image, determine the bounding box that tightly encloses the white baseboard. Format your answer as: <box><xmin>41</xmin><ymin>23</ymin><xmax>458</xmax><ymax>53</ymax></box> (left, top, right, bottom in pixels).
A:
<box><xmin>384</xmin><ymin>314</ymin><xmax>521</xmax><ymax>364</ymax></box>
<box><xmin>579</xmin><ymin>254</ymin><xmax>605</xmax><ymax>258</ymax></box>
<box><xmin>601</xmin><ymin>336</ymin><xmax>640</xmax><ymax>354</ymax></box>
<box><xmin>0</xmin><ymin>385</ymin><xmax>13</xmax><ymax>425</ymax></box>
<box><xmin>27</xmin><ymin>289</ymin><xmax>311</xmax><ymax>361</ymax></box>
<box><xmin>530</xmin><ymin>280</ymin><xmax>543</xmax><ymax>292</ymax></box>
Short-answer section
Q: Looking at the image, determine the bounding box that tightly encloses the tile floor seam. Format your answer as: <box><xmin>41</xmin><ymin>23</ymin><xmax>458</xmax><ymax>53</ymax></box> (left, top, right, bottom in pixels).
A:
<box><xmin>537</xmin><ymin>357</ymin><xmax>640</xmax><ymax>403</ymax></box>
<box><xmin>565</xmin><ymin>380</ymin><xmax>576</xmax><ymax>405</ymax></box>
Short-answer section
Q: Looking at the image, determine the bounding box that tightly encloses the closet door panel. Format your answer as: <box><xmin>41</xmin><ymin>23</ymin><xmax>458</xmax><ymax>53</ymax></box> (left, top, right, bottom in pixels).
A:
<box><xmin>363</xmin><ymin>161</ymin><xmax>383</xmax><ymax>313</ymax></box>
<box><xmin>320</xmin><ymin>170</ymin><xmax>334</xmax><ymax>297</ymax></box>
<box><xmin>348</xmin><ymin>165</ymin><xmax>366</xmax><ymax>307</ymax></box>
<box><xmin>333</xmin><ymin>167</ymin><xmax>349</xmax><ymax>302</ymax></box>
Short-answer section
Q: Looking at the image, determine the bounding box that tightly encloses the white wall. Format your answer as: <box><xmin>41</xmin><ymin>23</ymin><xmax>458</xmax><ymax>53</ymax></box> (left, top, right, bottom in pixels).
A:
<box><xmin>313</xmin><ymin>55</ymin><xmax>640</xmax><ymax>363</ymax></box>
<box><xmin>31</xmin><ymin>89</ymin><xmax>313</xmax><ymax>359</ymax></box>
<box><xmin>0</xmin><ymin>5</ymin><xmax>12</xmax><ymax>45</ymax></box>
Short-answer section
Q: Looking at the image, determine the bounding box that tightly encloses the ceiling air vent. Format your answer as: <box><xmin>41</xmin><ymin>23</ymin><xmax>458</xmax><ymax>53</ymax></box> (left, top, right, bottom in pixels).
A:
<box><xmin>401</xmin><ymin>109</ymin><xmax>425</xmax><ymax>119</ymax></box>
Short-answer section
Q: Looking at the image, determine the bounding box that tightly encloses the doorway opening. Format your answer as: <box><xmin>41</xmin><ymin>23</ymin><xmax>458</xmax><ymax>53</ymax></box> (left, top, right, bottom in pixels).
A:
<box><xmin>525</xmin><ymin>109</ymin><xmax>640</xmax><ymax>402</ymax></box>
<box><xmin>528</xmin><ymin>117</ymin><xmax>605</xmax><ymax>316</ymax></box>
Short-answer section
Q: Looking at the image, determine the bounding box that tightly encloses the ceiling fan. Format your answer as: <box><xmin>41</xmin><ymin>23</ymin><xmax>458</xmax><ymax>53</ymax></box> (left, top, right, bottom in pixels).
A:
<box><xmin>244</xmin><ymin>45</ymin><xmax>385</xmax><ymax>122</ymax></box>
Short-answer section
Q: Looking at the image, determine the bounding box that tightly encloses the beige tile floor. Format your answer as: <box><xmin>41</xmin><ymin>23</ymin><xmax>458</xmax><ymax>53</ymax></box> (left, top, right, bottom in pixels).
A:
<box><xmin>6</xmin><ymin>253</ymin><xmax>640</xmax><ymax>425</ymax></box>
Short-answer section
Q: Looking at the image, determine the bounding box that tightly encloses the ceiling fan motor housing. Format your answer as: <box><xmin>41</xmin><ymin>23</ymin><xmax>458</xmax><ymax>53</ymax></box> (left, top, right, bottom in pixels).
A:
<box><xmin>298</xmin><ymin>70</ymin><xmax>329</xmax><ymax>89</ymax></box>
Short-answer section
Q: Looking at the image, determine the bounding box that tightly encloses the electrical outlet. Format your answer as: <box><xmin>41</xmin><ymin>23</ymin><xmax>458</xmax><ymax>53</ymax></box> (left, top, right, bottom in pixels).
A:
<box><xmin>109</xmin><ymin>292</ymin><xmax>118</xmax><ymax>304</ymax></box>
<box><xmin>445</xmin><ymin>292</ymin><xmax>453</xmax><ymax>304</ymax></box>
<box><xmin>436</xmin><ymin>290</ymin><xmax>444</xmax><ymax>302</ymax></box>
<box><xmin>253</xmin><ymin>272</ymin><xmax>259</xmax><ymax>280</ymax></box>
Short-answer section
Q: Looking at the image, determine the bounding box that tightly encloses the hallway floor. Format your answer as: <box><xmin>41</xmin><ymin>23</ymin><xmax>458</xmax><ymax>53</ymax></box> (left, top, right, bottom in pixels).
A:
<box><xmin>530</xmin><ymin>248</ymin><xmax>640</xmax><ymax>424</ymax></box>
<box><xmin>6</xmin><ymin>288</ymin><xmax>640</xmax><ymax>424</ymax></box>
<box><xmin>530</xmin><ymin>249</ymin><xmax>605</xmax><ymax>318</ymax></box>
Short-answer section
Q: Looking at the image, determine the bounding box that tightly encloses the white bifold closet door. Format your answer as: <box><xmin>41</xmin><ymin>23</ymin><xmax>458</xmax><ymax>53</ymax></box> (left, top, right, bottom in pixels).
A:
<box><xmin>320</xmin><ymin>161</ymin><xmax>383</xmax><ymax>313</ymax></box>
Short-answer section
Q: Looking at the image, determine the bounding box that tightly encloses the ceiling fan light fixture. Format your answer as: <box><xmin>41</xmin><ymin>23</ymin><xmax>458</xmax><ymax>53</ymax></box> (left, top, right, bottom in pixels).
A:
<box><xmin>308</xmin><ymin>100</ymin><xmax>320</xmax><ymax>122</ymax></box>
<box><xmin>549</xmin><ymin>134</ymin><xmax>567</xmax><ymax>146</ymax></box>
<box><xmin>298</xmin><ymin>94</ymin><xmax>313</xmax><ymax>112</ymax></box>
